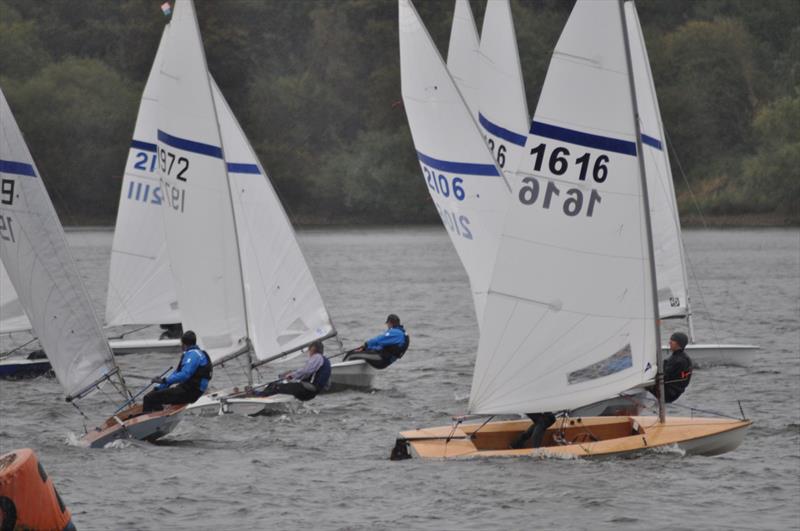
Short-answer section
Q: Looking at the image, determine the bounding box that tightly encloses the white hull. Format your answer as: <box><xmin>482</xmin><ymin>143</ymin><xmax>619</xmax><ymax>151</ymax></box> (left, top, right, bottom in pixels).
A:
<box><xmin>663</xmin><ymin>343</ymin><xmax>759</xmax><ymax>367</ymax></box>
<box><xmin>108</xmin><ymin>338</ymin><xmax>181</xmax><ymax>355</ymax></box>
<box><xmin>328</xmin><ymin>360</ymin><xmax>376</xmax><ymax>390</ymax></box>
<box><xmin>186</xmin><ymin>390</ymin><xmax>295</xmax><ymax>417</ymax></box>
<box><xmin>82</xmin><ymin>406</ymin><xmax>185</xmax><ymax>448</ymax></box>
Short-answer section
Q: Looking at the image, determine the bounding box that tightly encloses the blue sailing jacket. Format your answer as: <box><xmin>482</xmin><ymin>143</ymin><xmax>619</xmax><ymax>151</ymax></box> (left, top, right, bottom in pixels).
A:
<box><xmin>365</xmin><ymin>325</ymin><xmax>407</xmax><ymax>351</ymax></box>
<box><xmin>157</xmin><ymin>347</ymin><xmax>212</xmax><ymax>392</ymax></box>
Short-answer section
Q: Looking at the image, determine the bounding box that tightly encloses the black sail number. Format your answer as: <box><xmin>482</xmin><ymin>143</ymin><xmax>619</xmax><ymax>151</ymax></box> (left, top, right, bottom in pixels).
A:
<box><xmin>159</xmin><ymin>148</ymin><xmax>190</xmax><ymax>181</ymax></box>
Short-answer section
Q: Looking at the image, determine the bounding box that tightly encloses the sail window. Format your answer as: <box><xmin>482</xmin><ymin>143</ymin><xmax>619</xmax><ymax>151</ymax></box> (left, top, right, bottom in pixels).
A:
<box><xmin>567</xmin><ymin>343</ymin><xmax>633</xmax><ymax>384</ymax></box>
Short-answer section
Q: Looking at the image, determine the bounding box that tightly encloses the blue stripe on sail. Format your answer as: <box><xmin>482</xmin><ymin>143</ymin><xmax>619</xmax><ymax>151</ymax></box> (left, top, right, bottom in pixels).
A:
<box><xmin>641</xmin><ymin>134</ymin><xmax>663</xmax><ymax>150</ymax></box>
<box><xmin>226</xmin><ymin>163</ymin><xmax>260</xmax><ymax>174</ymax></box>
<box><xmin>530</xmin><ymin>121</ymin><xmax>637</xmax><ymax>156</ymax></box>
<box><xmin>131</xmin><ymin>140</ymin><xmax>157</xmax><ymax>152</ymax></box>
<box><xmin>0</xmin><ymin>159</ymin><xmax>36</xmax><ymax>177</ymax></box>
<box><xmin>478</xmin><ymin>113</ymin><xmax>527</xmax><ymax>147</ymax></box>
<box><xmin>157</xmin><ymin>130</ymin><xmax>223</xmax><ymax>159</ymax></box>
<box><xmin>416</xmin><ymin>151</ymin><xmax>500</xmax><ymax>176</ymax></box>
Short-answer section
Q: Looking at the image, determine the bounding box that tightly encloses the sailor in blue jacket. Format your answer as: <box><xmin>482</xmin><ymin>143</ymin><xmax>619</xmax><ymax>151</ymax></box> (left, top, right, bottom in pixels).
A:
<box><xmin>143</xmin><ymin>330</ymin><xmax>212</xmax><ymax>412</ymax></box>
<box><xmin>344</xmin><ymin>314</ymin><xmax>409</xmax><ymax>369</ymax></box>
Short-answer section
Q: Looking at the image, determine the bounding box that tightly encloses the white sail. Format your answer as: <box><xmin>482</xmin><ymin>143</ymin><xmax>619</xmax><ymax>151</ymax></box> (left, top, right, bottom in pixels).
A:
<box><xmin>399</xmin><ymin>0</ymin><xmax>508</xmax><ymax>324</ymax></box>
<box><xmin>106</xmin><ymin>25</ymin><xmax>180</xmax><ymax>327</ymax></box>
<box><xmin>478</xmin><ymin>0</ymin><xmax>530</xmax><ymax>174</ymax></box>
<box><xmin>0</xmin><ymin>89</ymin><xmax>119</xmax><ymax>398</ymax></box>
<box><xmin>156</xmin><ymin>0</ymin><xmax>248</xmax><ymax>362</ymax></box>
<box><xmin>0</xmin><ymin>260</ymin><xmax>31</xmax><ymax>334</ymax></box>
<box><xmin>469</xmin><ymin>0</ymin><xmax>658</xmax><ymax>414</ymax></box>
<box><xmin>625</xmin><ymin>3</ymin><xmax>689</xmax><ymax>319</ymax></box>
<box><xmin>446</xmin><ymin>0</ymin><xmax>481</xmax><ymax>120</ymax></box>
<box><xmin>211</xmin><ymin>78</ymin><xmax>336</xmax><ymax>361</ymax></box>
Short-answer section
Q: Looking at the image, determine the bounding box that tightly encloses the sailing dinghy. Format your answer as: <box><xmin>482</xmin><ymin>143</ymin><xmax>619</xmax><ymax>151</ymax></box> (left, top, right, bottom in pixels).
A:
<box><xmin>409</xmin><ymin>0</ymin><xmax>644</xmax><ymax>416</ymax></box>
<box><xmin>157</xmin><ymin>0</ymin><xmax>372</xmax><ymax>418</ymax></box>
<box><xmin>0</xmin><ymin>88</ymin><xmax>184</xmax><ymax>448</ymax></box>
<box><xmin>393</xmin><ymin>0</ymin><xmax>750</xmax><ymax>460</ymax></box>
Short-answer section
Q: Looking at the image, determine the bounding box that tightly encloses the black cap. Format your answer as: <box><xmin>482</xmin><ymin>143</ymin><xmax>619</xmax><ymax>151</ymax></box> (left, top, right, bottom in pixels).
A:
<box><xmin>385</xmin><ymin>314</ymin><xmax>400</xmax><ymax>326</ymax></box>
<box><xmin>670</xmin><ymin>332</ymin><xmax>688</xmax><ymax>349</ymax></box>
<box><xmin>181</xmin><ymin>330</ymin><xmax>197</xmax><ymax>347</ymax></box>
<box><xmin>310</xmin><ymin>340</ymin><xmax>324</xmax><ymax>354</ymax></box>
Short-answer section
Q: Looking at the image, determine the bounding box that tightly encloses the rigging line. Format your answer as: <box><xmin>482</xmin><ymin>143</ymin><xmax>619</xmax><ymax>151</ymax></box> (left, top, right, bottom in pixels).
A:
<box><xmin>663</xmin><ymin>126</ymin><xmax>723</xmax><ymax>345</ymax></box>
<box><xmin>107</xmin><ymin>324</ymin><xmax>150</xmax><ymax>340</ymax></box>
<box><xmin>666</xmin><ymin>401</ymin><xmax>743</xmax><ymax>421</ymax></box>
<box><xmin>0</xmin><ymin>336</ymin><xmax>38</xmax><ymax>359</ymax></box>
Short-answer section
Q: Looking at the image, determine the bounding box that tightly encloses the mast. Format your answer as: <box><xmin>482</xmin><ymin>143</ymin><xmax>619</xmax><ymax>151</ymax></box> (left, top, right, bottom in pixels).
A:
<box><xmin>619</xmin><ymin>0</ymin><xmax>665</xmax><ymax>422</ymax></box>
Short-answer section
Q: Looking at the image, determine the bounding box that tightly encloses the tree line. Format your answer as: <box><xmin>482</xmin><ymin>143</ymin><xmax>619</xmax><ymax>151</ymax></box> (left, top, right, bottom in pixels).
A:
<box><xmin>1</xmin><ymin>0</ymin><xmax>797</xmax><ymax>225</ymax></box>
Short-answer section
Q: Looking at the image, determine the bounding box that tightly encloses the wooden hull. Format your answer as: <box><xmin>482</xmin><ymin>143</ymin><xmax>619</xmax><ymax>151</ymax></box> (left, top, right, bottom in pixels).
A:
<box><xmin>108</xmin><ymin>337</ymin><xmax>181</xmax><ymax>355</ymax></box>
<box><xmin>81</xmin><ymin>404</ymin><xmax>186</xmax><ymax>448</ymax></box>
<box><xmin>394</xmin><ymin>415</ymin><xmax>750</xmax><ymax>460</ymax></box>
<box><xmin>662</xmin><ymin>343</ymin><xmax>759</xmax><ymax>367</ymax></box>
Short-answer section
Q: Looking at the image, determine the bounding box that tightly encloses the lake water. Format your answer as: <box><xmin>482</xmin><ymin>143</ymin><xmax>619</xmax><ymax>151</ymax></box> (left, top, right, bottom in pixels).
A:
<box><xmin>1</xmin><ymin>227</ymin><xmax>798</xmax><ymax>530</ymax></box>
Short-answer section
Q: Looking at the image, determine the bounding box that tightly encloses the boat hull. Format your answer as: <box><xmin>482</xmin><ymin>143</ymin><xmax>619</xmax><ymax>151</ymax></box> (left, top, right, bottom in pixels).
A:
<box><xmin>328</xmin><ymin>359</ymin><xmax>376</xmax><ymax>391</ymax></box>
<box><xmin>0</xmin><ymin>357</ymin><xmax>52</xmax><ymax>379</ymax></box>
<box><xmin>394</xmin><ymin>415</ymin><xmax>751</xmax><ymax>460</ymax></box>
<box><xmin>81</xmin><ymin>404</ymin><xmax>186</xmax><ymax>448</ymax></box>
<box><xmin>662</xmin><ymin>343</ymin><xmax>759</xmax><ymax>367</ymax></box>
<box><xmin>108</xmin><ymin>338</ymin><xmax>181</xmax><ymax>355</ymax></box>
<box><xmin>186</xmin><ymin>390</ymin><xmax>295</xmax><ymax>417</ymax></box>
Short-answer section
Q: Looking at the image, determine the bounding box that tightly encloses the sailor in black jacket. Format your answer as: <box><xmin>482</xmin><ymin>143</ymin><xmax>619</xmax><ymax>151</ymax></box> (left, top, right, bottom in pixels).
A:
<box><xmin>652</xmin><ymin>331</ymin><xmax>693</xmax><ymax>403</ymax></box>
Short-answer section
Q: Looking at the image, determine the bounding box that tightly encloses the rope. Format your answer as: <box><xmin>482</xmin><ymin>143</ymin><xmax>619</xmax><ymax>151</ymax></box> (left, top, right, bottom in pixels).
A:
<box><xmin>663</xmin><ymin>127</ymin><xmax>723</xmax><ymax>345</ymax></box>
<box><xmin>0</xmin><ymin>337</ymin><xmax>38</xmax><ymax>359</ymax></box>
<box><xmin>107</xmin><ymin>324</ymin><xmax>150</xmax><ymax>340</ymax></box>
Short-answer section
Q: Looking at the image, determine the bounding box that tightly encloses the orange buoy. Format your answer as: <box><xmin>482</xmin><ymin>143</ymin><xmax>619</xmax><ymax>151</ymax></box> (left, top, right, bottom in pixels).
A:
<box><xmin>0</xmin><ymin>448</ymin><xmax>75</xmax><ymax>531</ymax></box>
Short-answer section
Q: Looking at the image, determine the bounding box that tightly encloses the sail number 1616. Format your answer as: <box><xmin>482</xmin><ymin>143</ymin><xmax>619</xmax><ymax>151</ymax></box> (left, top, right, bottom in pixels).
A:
<box><xmin>518</xmin><ymin>177</ymin><xmax>601</xmax><ymax>217</ymax></box>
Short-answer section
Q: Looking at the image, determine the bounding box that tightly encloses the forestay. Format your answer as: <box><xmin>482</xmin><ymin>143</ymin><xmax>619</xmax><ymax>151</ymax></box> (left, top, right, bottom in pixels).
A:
<box><xmin>478</xmin><ymin>0</ymin><xmax>530</xmax><ymax>175</ymax></box>
<box><xmin>157</xmin><ymin>0</ymin><xmax>248</xmax><ymax>362</ymax></box>
<box><xmin>211</xmin><ymin>78</ymin><xmax>336</xmax><ymax>361</ymax></box>
<box><xmin>106</xmin><ymin>25</ymin><xmax>180</xmax><ymax>327</ymax></box>
<box><xmin>0</xmin><ymin>89</ymin><xmax>119</xmax><ymax>398</ymax></box>
<box><xmin>625</xmin><ymin>3</ymin><xmax>689</xmax><ymax>319</ymax></box>
<box><xmin>0</xmin><ymin>261</ymin><xmax>31</xmax><ymax>334</ymax></box>
<box><xmin>469</xmin><ymin>0</ymin><xmax>658</xmax><ymax>414</ymax></box>
<box><xmin>399</xmin><ymin>0</ymin><xmax>508</xmax><ymax>325</ymax></box>
<box><xmin>446</xmin><ymin>0</ymin><xmax>481</xmax><ymax>120</ymax></box>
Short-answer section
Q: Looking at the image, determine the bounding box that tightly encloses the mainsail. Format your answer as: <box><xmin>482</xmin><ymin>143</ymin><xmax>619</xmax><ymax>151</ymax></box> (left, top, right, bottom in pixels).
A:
<box><xmin>478</xmin><ymin>0</ymin><xmax>530</xmax><ymax>174</ymax></box>
<box><xmin>625</xmin><ymin>2</ymin><xmax>689</xmax><ymax>319</ymax></box>
<box><xmin>399</xmin><ymin>0</ymin><xmax>508</xmax><ymax>325</ymax></box>
<box><xmin>157</xmin><ymin>0</ymin><xmax>248</xmax><ymax>362</ymax></box>
<box><xmin>158</xmin><ymin>0</ymin><xmax>335</xmax><ymax>365</ymax></box>
<box><xmin>469</xmin><ymin>0</ymin><xmax>658</xmax><ymax>414</ymax></box>
<box><xmin>0</xmin><ymin>261</ymin><xmax>31</xmax><ymax>334</ymax></box>
<box><xmin>446</xmin><ymin>0</ymin><xmax>481</xmax><ymax>120</ymax></box>
<box><xmin>0</xmin><ymin>89</ymin><xmax>120</xmax><ymax>399</ymax></box>
<box><xmin>106</xmin><ymin>25</ymin><xmax>180</xmax><ymax>327</ymax></box>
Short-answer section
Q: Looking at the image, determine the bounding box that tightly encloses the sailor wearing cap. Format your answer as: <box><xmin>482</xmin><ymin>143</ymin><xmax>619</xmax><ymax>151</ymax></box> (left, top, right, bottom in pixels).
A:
<box><xmin>343</xmin><ymin>314</ymin><xmax>410</xmax><ymax>369</ymax></box>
